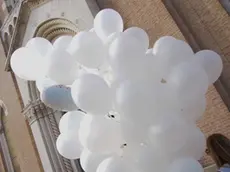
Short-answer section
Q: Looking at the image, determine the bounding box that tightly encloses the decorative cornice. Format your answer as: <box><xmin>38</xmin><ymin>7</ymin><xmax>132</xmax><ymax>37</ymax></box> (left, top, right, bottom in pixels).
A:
<box><xmin>34</xmin><ymin>18</ymin><xmax>78</xmax><ymax>38</ymax></box>
<box><xmin>26</xmin><ymin>0</ymin><xmax>51</xmax><ymax>10</ymax></box>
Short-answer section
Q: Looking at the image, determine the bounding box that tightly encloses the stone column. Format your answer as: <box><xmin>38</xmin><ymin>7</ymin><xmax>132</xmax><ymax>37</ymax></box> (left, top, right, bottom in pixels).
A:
<box><xmin>23</xmin><ymin>99</ymin><xmax>75</xmax><ymax>172</ymax></box>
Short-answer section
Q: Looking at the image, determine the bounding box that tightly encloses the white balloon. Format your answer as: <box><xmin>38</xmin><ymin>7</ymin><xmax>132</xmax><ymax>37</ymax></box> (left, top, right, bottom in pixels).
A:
<box><xmin>104</xmin><ymin>32</ymin><xmax>121</xmax><ymax>47</ymax></box>
<box><xmin>168</xmin><ymin>157</ymin><xmax>203</xmax><ymax>172</ymax></box>
<box><xmin>167</xmin><ymin>61</ymin><xmax>209</xmax><ymax>96</ymax></box>
<box><xmin>41</xmin><ymin>85</ymin><xmax>78</xmax><ymax>111</ymax></box>
<box><xmin>122</xmin><ymin>143</ymin><xmax>141</xmax><ymax>160</ymax></box>
<box><xmin>36</xmin><ymin>76</ymin><xmax>58</xmax><ymax>93</ymax></box>
<box><xmin>53</xmin><ymin>35</ymin><xmax>72</xmax><ymax>50</ymax></box>
<box><xmin>144</xmin><ymin>53</ymin><xmax>161</xmax><ymax>81</ymax></box>
<box><xmin>71</xmin><ymin>74</ymin><xmax>112</xmax><ymax>115</ymax></box>
<box><xmin>175</xmin><ymin>126</ymin><xmax>206</xmax><ymax>160</ymax></box>
<box><xmin>68</xmin><ymin>31</ymin><xmax>106</xmax><ymax>68</ymax></box>
<box><xmin>46</xmin><ymin>48</ymin><xmax>78</xmax><ymax>85</ymax></box>
<box><xmin>194</xmin><ymin>50</ymin><xmax>223</xmax><ymax>84</ymax></box>
<box><xmin>108</xmin><ymin>34</ymin><xmax>147</xmax><ymax>81</ymax></box>
<box><xmin>115</xmin><ymin>80</ymin><xmax>160</xmax><ymax>125</ymax></box>
<box><xmin>148</xmin><ymin>115</ymin><xmax>190</xmax><ymax>154</ymax></box>
<box><xmin>109</xmin><ymin>33</ymin><xmax>146</xmax><ymax>66</ymax></box>
<box><xmin>146</xmin><ymin>48</ymin><xmax>153</xmax><ymax>55</ymax></box>
<box><xmin>89</xmin><ymin>28</ymin><xmax>95</xmax><ymax>32</ymax></box>
<box><xmin>174</xmin><ymin>95</ymin><xmax>206</xmax><ymax>122</ymax></box>
<box><xmin>80</xmin><ymin>149</ymin><xmax>110</xmax><ymax>172</ymax></box>
<box><xmin>56</xmin><ymin>133</ymin><xmax>82</xmax><ymax>159</ymax></box>
<box><xmin>153</xmin><ymin>36</ymin><xmax>177</xmax><ymax>55</ymax></box>
<box><xmin>59</xmin><ymin>111</ymin><xmax>84</xmax><ymax>134</ymax></box>
<box><xmin>78</xmin><ymin>115</ymin><xmax>122</xmax><ymax>153</ymax></box>
<box><xmin>165</xmin><ymin>61</ymin><xmax>208</xmax><ymax>122</ymax></box>
<box><xmin>124</xmin><ymin>27</ymin><xmax>149</xmax><ymax>50</ymax></box>
<box><xmin>11</xmin><ymin>47</ymin><xmax>44</xmax><ymax>80</ymax></box>
<box><xmin>120</xmin><ymin>117</ymin><xmax>148</xmax><ymax>144</ymax></box>
<box><xmin>132</xmin><ymin>144</ymin><xmax>170</xmax><ymax>172</ymax></box>
<box><xmin>94</xmin><ymin>9</ymin><xmax>123</xmax><ymax>41</ymax></box>
<box><xmin>26</xmin><ymin>37</ymin><xmax>53</xmax><ymax>57</ymax></box>
<box><xmin>96</xmin><ymin>155</ymin><xmax>137</xmax><ymax>172</ymax></box>
<box><xmin>112</xmin><ymin>52</ymin><xmax>159</xmax><ymax>82</ymax></box>
<box><xmin>154</xmin><ymin>37</ymin><xmax>194</xmax><ymax>78</ymax></box>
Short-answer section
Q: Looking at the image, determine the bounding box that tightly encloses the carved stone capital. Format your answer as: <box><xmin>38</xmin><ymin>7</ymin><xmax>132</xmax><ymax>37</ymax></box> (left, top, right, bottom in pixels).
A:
<box><xmin>23</xmin><ymin>99</ymin><xmax>55</xmax><ymax>125</ymax></box>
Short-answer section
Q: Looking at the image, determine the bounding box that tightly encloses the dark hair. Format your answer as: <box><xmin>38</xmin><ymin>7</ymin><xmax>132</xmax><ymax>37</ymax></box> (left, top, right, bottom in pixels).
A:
<box><xmin>206</xmin><ymin>134</ymin><xmax>230</xmax><ymax>168</ymax></box>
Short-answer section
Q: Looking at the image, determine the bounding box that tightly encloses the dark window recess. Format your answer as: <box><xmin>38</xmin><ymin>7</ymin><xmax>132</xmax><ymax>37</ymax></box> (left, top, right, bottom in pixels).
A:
<box><xmin>6</xmin><ymin>5</ymin><xmax>12</xmax><ymax>13</ymax></box>
<box><xmin>219</xmin><ymin>0</ymin><xmax>230</xmax><ymax>15</ymax></box>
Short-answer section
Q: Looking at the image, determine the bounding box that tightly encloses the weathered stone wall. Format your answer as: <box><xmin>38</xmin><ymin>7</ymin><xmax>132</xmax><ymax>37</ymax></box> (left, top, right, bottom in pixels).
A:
<box><xmin>96</xmin><ymin>0</ymin><xmax>230</xmax><ymax>168</ymax></box>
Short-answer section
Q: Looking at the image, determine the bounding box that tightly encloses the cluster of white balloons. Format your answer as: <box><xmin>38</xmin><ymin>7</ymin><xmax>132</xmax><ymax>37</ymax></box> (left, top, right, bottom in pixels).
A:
<box><xmin>11</xmin><ymin>9</ymin><xmax>223</xmax><ymax>172</ymax></box>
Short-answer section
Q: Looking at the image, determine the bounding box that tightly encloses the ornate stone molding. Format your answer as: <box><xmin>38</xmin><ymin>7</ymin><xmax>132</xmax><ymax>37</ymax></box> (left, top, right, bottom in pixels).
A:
<box><xmin>23</xmin><ymin>98</ymin><xmax>74</xmax><ymax>172</ymax></box>
<box><xmin>34</xmin><ymin>18</ymin><xmax>78</xmax><ymax>40</ymax></box>
<box><xmin>23</xmin><ymin>99</ymin><xmax>56</xmax><ymax>125</ymax></box>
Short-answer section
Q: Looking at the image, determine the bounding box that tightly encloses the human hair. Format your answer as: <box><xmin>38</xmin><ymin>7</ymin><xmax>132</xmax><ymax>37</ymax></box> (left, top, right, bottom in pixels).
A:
<box><xmin>206</xmin><ymin>134</ymin><xmax>230</xmax><ymax>168</ymax></box>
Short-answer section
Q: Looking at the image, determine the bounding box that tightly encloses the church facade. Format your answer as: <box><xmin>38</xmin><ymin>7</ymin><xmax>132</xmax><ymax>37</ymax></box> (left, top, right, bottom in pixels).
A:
<box><xmin>0</xmin><ymin>0</ymin><xmax>230</xmax><ymax>171</ymax></box>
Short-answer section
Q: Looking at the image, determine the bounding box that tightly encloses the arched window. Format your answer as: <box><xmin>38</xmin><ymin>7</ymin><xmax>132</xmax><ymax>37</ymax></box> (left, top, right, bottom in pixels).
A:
<box><xmin>3</xmin><ymin>32</ymin><xmax>9</xmax><ymax>52</ymax></box>
<box><xmin>8</xmin><ymin>25</ymin><xmax>13</xmax><ymax>36</ymax></box>
<box><xmin>13</xmin><ymin>17</ymin><xmax>17</xmax><ymax>26</ymax></box>
<box><xmin>0</xmin><ymin>102</ymin><xmax>14</xmax><ymax>172</ymax></box>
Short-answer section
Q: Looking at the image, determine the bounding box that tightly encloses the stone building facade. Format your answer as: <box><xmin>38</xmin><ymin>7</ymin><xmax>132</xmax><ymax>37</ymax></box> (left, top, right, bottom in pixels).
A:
<box><xmin>0</xmin><ymin>0</ymin><xmax>229</xmax><ymax>171</ymax></box>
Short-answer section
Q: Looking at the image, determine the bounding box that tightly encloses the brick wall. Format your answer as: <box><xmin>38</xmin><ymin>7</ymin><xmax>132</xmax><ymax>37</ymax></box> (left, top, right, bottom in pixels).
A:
<box><xmin>96</xmin><ymin>0</ymin><xmax>230</xmax><ymax>167</ymax></box>
<box><xmin>96</xmin><ymin>0</ymin><xmax>185</xmax><ymax>45</ymax></box>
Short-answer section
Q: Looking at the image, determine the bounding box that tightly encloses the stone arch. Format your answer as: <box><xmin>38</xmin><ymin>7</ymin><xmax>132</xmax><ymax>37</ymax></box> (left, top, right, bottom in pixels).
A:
<box><xmin>0</xmin><ymin>100</ymin><xmax>14</xmax><ymax>172</ymax></box>
<box><xmin>8</xmin><ymin>25</ymin><xmax>13</xmax><ymax>36</ymax></box>
<box><xmin>34</xmin><ymin>18</ymin><xmax>78</xmax><ymax>43</ymax></box>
